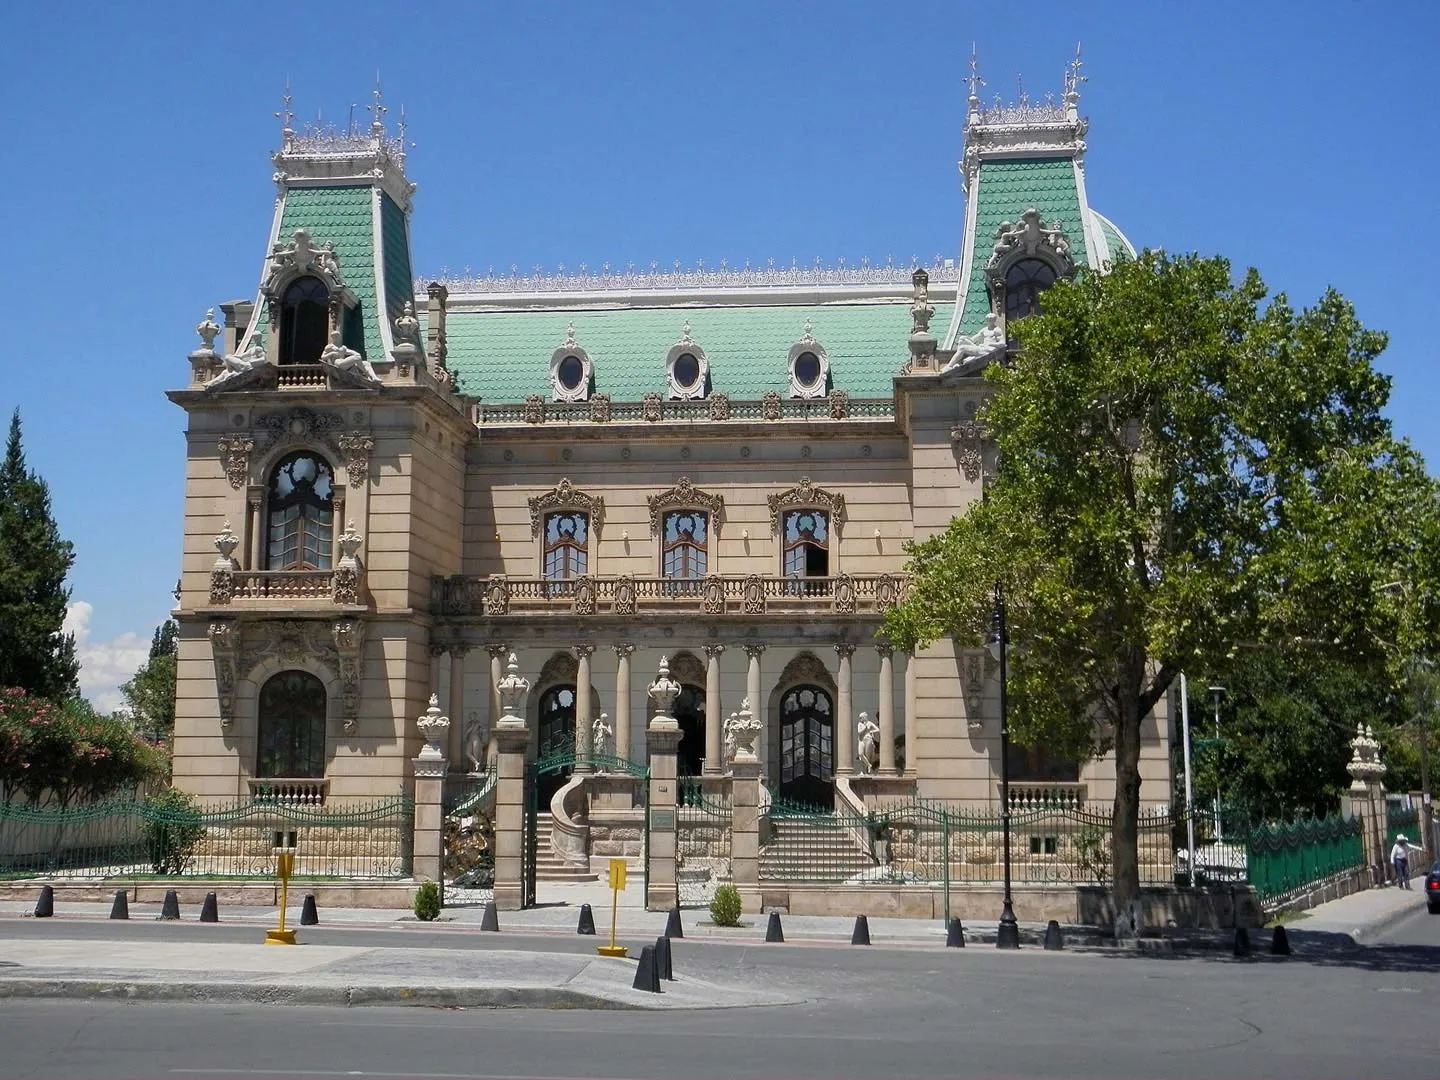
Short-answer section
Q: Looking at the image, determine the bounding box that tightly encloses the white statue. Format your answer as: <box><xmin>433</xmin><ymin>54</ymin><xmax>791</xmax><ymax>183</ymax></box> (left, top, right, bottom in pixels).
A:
<box><xmin>208</xmin><ymin>341</ymin><xmax>270</xmax><ymax>386</ymax></box>
<box><xmin>857</xmin><ymin>711</ymin><xmax>880</xmax><ymax>775</ymax></box>
<box><xmin>463</xmin><ymin>714</ymin><xmax>487</xmax><ymax>773</ymax></box>
<box><xmin>723</xmin><ymin>711</ymin><xmax>739</xmax><ymax>764</ymax></box>
<box><xmin>320</xmin><ymin>329</ymin><xmax>381</xmax><ymax>385</ymax></box>
<box><xmin>592</xmin><ymin>712</ymin><xmax>613</xmax><ymax>760</ymax></box>
<box><xmin>271</xmin><ymin>228</ymin><xmax>339</xmax><ymax>280</ymax></box>
<box><xmin>943</xmin><ymin>312</ymin><xmax>1005</xmax><ymax>369</ymax></box>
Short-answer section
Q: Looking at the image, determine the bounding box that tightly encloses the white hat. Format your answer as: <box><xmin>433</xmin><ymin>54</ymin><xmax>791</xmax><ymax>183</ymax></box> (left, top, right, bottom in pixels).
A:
<box><xmin>1397</xmin><ymin>834</ymin><xmax>1408</xmax><ymax>842</ymax></box>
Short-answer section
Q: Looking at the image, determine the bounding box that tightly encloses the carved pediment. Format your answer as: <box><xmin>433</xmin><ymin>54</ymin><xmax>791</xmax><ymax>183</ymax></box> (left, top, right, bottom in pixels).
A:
<box><xmin>528</xmin><ymin>478</ymin><xmax>605</xmax><ymax>536</ymax></box>
<box><xmin>767</xmin><ymin>476</ymin><xmax>846</xmax><ymax>531</ymax></box>
<box><xmin>262</xmin><ymin>228</ymin><xmax>346</xmax><ymax>297</ymax></box>
<box><xmin>648</xmin><ymin>477</ymin><xmax>724</xmax><ymax>534</ymax></box>
<box><xmin>984</xmin><ymin>209</ymin><xmax>1074</xmax><ymax>272</ymax></box>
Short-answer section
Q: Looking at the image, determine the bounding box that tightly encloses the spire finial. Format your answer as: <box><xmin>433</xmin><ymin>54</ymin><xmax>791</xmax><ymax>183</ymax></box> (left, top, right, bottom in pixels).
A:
<box><xmin>967</xmin><ymin>43</ymin><xmax>985</xmax><ymax>105</ymax></box>
<box><xmin>275</xmin><ymin>79</ymin><xmax>295</xmax><ymax>144</ymax></box>
<box><xmin>1064</xmin><ymin>42</ymin><xmax>1086</xmax><ymax>104</ymax></box>
<box><xmin>368</xmin><ymin>73</ymin><xmax>387</xmax><ymax>135</ymax></box>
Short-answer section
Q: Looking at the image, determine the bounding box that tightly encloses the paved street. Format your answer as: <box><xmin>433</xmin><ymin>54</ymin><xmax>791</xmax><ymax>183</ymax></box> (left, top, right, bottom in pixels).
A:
<box><xmin>2</xmin><ymin>907</ymin><xmax>1438</xmax><ymax>1080</ymax></box>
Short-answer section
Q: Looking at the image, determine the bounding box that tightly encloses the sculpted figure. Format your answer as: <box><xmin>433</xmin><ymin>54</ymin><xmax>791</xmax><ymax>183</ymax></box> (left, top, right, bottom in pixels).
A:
<box><xmin>207</xmin><ymin>341</ymin><xmax>270</xmax><ymax>387</ymax></box>
<box><xmin>320</xmin><ymin>329</ymin><xmax>381</xmax><ymax>384</ymax></box>
<box><xmin>943</xmin><ymin>312</ymin><xmax>1005</xmax><ymax>370</ymax></box>
<box><xmin>592</xmin><ymin>712</ymin><xmax>613</xmax><ymax>760</ymax></box>
<box><xmin>857</xmin><ymin>712</ymin><xmax>880</xmax><ymax>775</ymax></box>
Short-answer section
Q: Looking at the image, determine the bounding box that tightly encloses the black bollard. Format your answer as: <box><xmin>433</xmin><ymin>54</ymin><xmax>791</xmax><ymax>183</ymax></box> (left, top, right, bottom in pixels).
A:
<box><xmin>199</xmin><ymin>892</ymin><xmax>219</xmax><ymax>923</ymax></box>
<box><xmin>300</xmin><ymin>893</ymin><xmax>319</xmax><ymax>926</ymax></box>
<box><xmin>664</xmin><ymin>906</ymin><xmax>684</xmax><ymax>939</ymax></box>
<box><xmin>577</xmin><ymin>903</ymin><xmax>596</xmax><ymax>935</ymax></box>
<box><xmin>631</xmin><ymin>944</ymin><xmax>661</xmax><ymax>993</ymax></box>
<box><xmin>33</xmin><ymin>885</ymin><xmax>54</xmax><ymax>918</ymax></box>
<box><xmin>480</xmin><ymin>900</ymin><xmax>500</xmax><ymax>932</ymax></box>
<box><xmin>1233</xmin><ymin>927</ymin><xmax>1251</xmax><ymax>958</ymax></box>
<box><xmin>654</xmin><ymin>935</ymin><xmax>675</xmax><ymax>981</ymax></box>
<box><xmin>765</xmin><ymin>910</ymin><xmax>785</xmax><ymax>943</ymax></box>
<box><xmin>946</xmin><ymin>917</ymin><xmax>966</xmax><ymax>948</ymax></box>
<box><xmin>1044</xmin><ymin>920</ymin><xmax>1064</xmax><ymax>951</ymax></box>
<box><xmin>160</xmin><ymin>889</ymin><xmax>181</xmax><ymax>920</ymax></box>
<box><xmin>1270</xmin><ymin>924</ymin><xmax>1291</xmax><ymax>956</ymax></box>
<box><xmin>109</xmin><ymin>889</ymin><xmax>129</xmax><ymax>920</ymax></box>
<box><xmin>851</xmin><ymin>915</ymin><xmax>871</xmax><ymax>945</ymax></box>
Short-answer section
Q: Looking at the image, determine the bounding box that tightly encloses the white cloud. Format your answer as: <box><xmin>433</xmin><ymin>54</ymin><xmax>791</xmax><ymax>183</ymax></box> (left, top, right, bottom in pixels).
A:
<box><xmin>63</xmin><ymin>601</ymin><xmax>150</xmax><ymax>714</ymax></box>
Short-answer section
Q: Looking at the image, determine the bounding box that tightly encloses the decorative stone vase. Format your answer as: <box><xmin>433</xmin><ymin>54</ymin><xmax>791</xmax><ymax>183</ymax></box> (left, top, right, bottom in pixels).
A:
<box><xmin>648</xmin><ymin>656</ymin><xmax>681</xmax><ymax>729</ymax></box>
<box><xmin>731</xmin><ymin>697</ymin><xmax>761</xmax><ymax>763</ymax></box>
<box><xmin>416</xmin><ymin>694</ymin><xmax>450</xmax><ymax>761</ymax></box>
<box><xmin>496</xmin><ymin>652</ymin><xmax>530</xmax><ymax>727</ymax></box>
<box><xmin>213</xmin><ymin>521</ymin><xmax>240</xmax><ymax>568</ymax></box>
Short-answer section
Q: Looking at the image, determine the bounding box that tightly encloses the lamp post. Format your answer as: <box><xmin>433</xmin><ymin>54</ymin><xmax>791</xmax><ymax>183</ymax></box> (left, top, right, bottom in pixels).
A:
<box><xmin>1207</xmin><ymin>685</ymin><xmax>1225</xmax><ymax>842</ymax></box>
<box><xmin>988</xmin><ymin>582</ymin><xmax>1019</xmax><ymax>949</ymax></box>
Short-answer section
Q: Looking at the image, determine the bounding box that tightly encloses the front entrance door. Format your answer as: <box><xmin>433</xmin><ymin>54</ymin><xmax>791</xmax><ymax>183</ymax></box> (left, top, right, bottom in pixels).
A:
<box><xmin>536</xmin><ymin>685</ymin><xmax>576</xmax><ymax>810</ymax></box>
<box><xmin>778</xmin><ymin>684</ymin><xmax>834</xmax><ymax>805</ymax></box>
<box><xmin>674</xmin><ymin>683</ymin><xmax>705</xmax><ymax>777</ymax></box>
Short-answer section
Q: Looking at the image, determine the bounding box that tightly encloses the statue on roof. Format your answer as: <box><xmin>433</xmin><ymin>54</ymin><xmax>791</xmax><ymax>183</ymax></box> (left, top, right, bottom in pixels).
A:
<box><xmin>320</xmin><ymin>329</ymin><xmax>381</xmax><ymax>386</ymax></box>
<box><xmin>943</xmin><ymin>312</ymin><xmax>1005</xmax><ymax>370</ymax></box>
<box><xmin>206</xmin><ymin>341</ymin><xmax>273</xmax><ymax>391</ymax></box>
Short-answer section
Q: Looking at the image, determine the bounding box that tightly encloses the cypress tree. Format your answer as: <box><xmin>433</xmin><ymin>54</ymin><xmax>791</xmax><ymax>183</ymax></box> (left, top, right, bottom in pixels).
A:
<box><xmin>0</xmin><ymin>410</ymin><xmax>79</xmax><ymax>698</ymax></box>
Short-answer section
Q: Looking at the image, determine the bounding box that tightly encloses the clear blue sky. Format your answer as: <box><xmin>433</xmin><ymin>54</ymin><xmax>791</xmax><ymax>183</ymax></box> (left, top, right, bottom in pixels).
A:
<box><xmin>0</xmin><ymin>1</ymin><xmax>1434</xmax><ymax>707</ymax></box>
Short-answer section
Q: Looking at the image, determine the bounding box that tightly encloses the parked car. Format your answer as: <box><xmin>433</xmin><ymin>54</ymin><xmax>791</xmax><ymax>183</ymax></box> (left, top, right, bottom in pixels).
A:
<box><xmin>1426</xmin><ymin>860</ymin><xmax>1440</xmax><ymax>914</ymax></box>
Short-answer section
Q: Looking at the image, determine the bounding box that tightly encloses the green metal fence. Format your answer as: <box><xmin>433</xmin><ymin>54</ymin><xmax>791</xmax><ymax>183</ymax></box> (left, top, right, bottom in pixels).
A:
<box><xmin>1242</xmin><ymin>812</ymin><xmax>1364</xmax><ymax>903</ymax></box>
<box><xmin>759</xmin><ymin>790</ymin><xmax>877</xmax><ymax>884</ymax></box>
<box><xmin>443</xmin><ymin>765</ymin><xmax>497</xmax><ymax>818</ymax></box>
<box><xmin>0</xmin><ymin>795</ymin><xmax>414</xmax><ymax>881</ymax></box>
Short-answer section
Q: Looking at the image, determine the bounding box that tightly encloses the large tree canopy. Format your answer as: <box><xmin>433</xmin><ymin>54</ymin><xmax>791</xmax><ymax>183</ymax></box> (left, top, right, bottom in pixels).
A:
<box><xmin>883</xmin><ymin>252</ymin><xmax>1430</xmax><ymax>928</ymax></box>
<box><xmin>0</xmin><ymin>410</ymin><xmax>78</xmax><ymax>700</ymax></box>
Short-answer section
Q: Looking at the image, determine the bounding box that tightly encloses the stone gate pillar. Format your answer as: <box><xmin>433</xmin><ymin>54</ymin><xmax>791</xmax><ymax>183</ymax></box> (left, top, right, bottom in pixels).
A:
<box><xmin>646</xmin><ymin>657</ymin><xmax>683</xmax><ymax>910</ymax></box>
<box><xmin>729</xmin><ymin>697</ymin><xmax>763</xmax><ymax>913</ymax></box>
<box><xmin>492</xmin><ymin>654</ymin><xmax>531</xmax><ymax>911</ymax></box>
<box><xmin>1345</xmin><ymin>723</ymin><xmax>1387</xmax><ymax>880</ymax></box>
<box><xmin>412</xmin><ymin>695</ymin><xmax>449</xmax><ymax>903</ymax></box>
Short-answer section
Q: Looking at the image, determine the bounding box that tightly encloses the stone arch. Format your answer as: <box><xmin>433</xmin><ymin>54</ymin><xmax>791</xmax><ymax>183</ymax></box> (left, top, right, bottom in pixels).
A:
<box><xmin>766</xmin><ymin>651</ymin><xmax>837</xmax><ymax>792</ymax></box>
<box><xmin>231</xmin><ymin>651</ymin><xmax>344</xmax><ymax>784</ymax></box>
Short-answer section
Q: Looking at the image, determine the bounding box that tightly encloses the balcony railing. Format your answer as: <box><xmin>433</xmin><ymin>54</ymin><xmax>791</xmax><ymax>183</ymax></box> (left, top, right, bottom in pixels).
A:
<box><xmin>231</xmin><ymin>571</ymin><xmax>334</xmax><ymax>599</ymax></box>
<box><xmin>431</xmin><ymin>572</ymin><xmax>910</xmax><ymax>617</ymax></box>
<box><xmin>276</xmin><ymin>364</ymin><xmax>329</xmax><ymax>388</ymax></box>
<box><xmin>248</xmin><ymin>777</ymin><xmax>329</xmax><ymax>806</ymax></box>
<box><xmin>1008</xmin><ymin>783</ymin><xmax>1087</xmax><ymax>812</ymax></box>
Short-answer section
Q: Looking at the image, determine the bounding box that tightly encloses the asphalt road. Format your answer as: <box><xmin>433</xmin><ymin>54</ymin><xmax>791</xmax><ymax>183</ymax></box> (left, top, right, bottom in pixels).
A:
<box><xmin>2</xmin><ymin>918</ymin><xmax>1437</xmax><ymax>1079</ymax></box>
<box><xmin>1374</xmin><ymin>889</ymin><xmax>1440</xmax><ymax>946</ymax></box>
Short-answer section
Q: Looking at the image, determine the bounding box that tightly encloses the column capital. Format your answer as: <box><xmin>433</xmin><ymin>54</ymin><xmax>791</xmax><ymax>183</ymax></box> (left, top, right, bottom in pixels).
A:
<box><xmin>743</xmin><ymin>643</ymin><xmax>767</xmax><ymax>659</ymax></box>
<box><xmin>486</xmin><ymin>643</ymin><xmax>508</xmax><ymax>660</ymax></box>
<box><xmin>428</xmin><ymin>643</ymin><xmax>448</xmax><ymax>659</ymax></box>
<box><xmin>704</xmin><ymin>643</ymin><xmax>726</xmax><ymax>660</ymax></box>
<box><xmin>875</xmin><ymin>643</ymin><xmax>894</xmax><ymax>660</ymax></box>
<box><xmin>573</xmin><ymin>644</ymin><xmax>596</xmax><ymax>660</ymax></box>
<box><xmin>449</xmin><ymin>643</ymin><xmax>471</xmax><ymax>659</ymax></box>
<box><xmin>834</xmin><ymin>642</ymin><xmax>857</xmax><ymax>660</ymax></box>
<box><xmin>614</xmin><ymin>642</ymin><xmax>636</xmax><ymax>659</ymax></box>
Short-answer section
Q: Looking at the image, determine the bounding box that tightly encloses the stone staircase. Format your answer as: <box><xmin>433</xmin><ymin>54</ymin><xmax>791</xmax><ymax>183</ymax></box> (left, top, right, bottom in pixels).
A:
<box><xmin>533</xmin><ymin>813</ymin><xmax>599</xmax><ymax>882</ymax></box>
<box><xmin>759</xmin><ymin>818</ymin><xmax>876</xmax><ymax>882</ymax></box>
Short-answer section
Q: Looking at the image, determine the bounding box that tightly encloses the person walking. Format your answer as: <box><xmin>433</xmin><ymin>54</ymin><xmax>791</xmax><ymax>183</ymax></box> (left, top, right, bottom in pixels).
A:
<box><xmin>1390</xmin><ymin>834</ymin><xmax>1421</xmax><ymax>888</ymax></box>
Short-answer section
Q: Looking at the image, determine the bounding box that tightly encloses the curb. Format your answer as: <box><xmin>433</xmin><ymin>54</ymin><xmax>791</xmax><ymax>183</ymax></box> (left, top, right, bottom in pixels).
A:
<box><xmin>1338</xmin><ymin>891</ymin><xmax>1429</xmax><ymax>944</ymax></box>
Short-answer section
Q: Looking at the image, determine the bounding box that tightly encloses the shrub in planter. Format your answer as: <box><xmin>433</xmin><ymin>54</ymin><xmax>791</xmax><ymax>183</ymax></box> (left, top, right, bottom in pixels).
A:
<box><xmin>709</xmin><ymin>883</ymin><xmax>742</xmax><ymax>927</ymax></box>
<box><xmin>413</xmin><ymin>880</ymin><xmax>441</xmax><ymax>921</ymax></box>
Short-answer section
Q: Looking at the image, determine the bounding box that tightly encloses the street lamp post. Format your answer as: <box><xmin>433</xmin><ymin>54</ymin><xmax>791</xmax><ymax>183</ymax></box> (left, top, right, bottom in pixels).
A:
<box><xmin>988</xmin><ymin>582</ymin><xmax>1019</xmax><ymax>949</ymax></box>
<box><xmin>1207</xmin><ymin>685</ymin><xmax>1226</xmax><ymax>842</ymax></box>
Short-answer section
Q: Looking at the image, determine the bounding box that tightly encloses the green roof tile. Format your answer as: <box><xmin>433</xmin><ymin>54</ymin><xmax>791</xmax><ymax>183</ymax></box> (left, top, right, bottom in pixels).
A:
<box><xmin>1095</xmin><ymin>211</ymin><xmax>1135</xmax><ymax>265</ymax></box>
<box><xmin>445</xmin><ymin>301</ymin><xmax>953</xmax><ymax>403</ymax></box>
<box><xmin>957</xmin><ymin>158</ymin><xmax>1087</xmax><ymax>337</ymax></box>
<box><xmin>380</xmin><ymin>193</ymin><xmax>413</xmax><ymax>331</ymax></box>
<box><xmin>278</xmin><ymin>186</ymin><xmax>380</xmax><ymax>358</ymax></box>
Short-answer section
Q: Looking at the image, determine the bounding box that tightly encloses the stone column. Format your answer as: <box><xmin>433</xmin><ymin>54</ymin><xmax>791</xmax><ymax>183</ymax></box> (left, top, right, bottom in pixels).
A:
<box><xmin>245</xmin><ymin>487</ymin><xmax>263</xmax><ymax>571</ymax></box>
<box><xmin>904</xmin><ymin>652</ymin><xmax>918</xmax><ymax>777</ymax></box>
<box><xmin>411</xmin><ymin>695</ymin><xmax>449</xmax><ymax>902</ymax></box>
<box><xmin>492</xmin><ymin>654</ymin><xmax>531</xmax><ymax>911</ymax></box>
<box><xmin>486</xmin><ymin>645</ymin><xmax>507</xmax><ymax>769</ymax></box>
<box><xmin>703</xmin><ymin>643</ymin><xmax>725</xmax><ymax>774</ymax></box>
<box><xmin>834</xmin><ymin>643</ymin><xmax>856</xmax><ymax>776</ymax></box>
<box><xmin>448</xmin><ymin>646</ymin><xmax>468</xmax><ymax>769</ymax></box>
<box><xmin>877</xmin><ymin>644</ymin><xmax>896</xmax><ymax>775</ymax></box>
<box><xmin>646</xmin><ymin>658</ymin><xmax>683</xmax><ymax>910</ymax></box>
<box><xmin>729</xmin><ymin>699</ymin><xmax>763</xmax><ymax>913</ymax></box>
<box><xmin>744</xmin><ymin>645</ymin><xmax>765</xmax><ymax>777</ymax></box>
<box><xmin>574</xmin><ymin>644</ymin><xmax>595</xmax><ymax>771</ymax></box>
<box><xmin>614</xmin><ymin>643</ymin><xmax>635</xmax><ymax>763</ymax></box>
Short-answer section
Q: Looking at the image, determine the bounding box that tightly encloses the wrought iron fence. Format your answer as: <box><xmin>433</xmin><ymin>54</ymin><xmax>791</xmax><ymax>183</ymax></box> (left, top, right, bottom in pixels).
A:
<box><xmin>0</xmin><ymin>795</ymin><xmax>413</xmax><ymax>881</ymax></box>
<box><xmin>677</xmin><ymin>778</ymin><xmax>732</xmax><ymax>907</ymax></box>
<box><xmin>1242</xmin><ymin>812</ymin><xmax>1364</xmax><ymax>903</ymax></box>
<box><xmin>760</xmin><ymin>790</ymin><xmax>877</xmax><ymax>884</ymax></box>
<box><xmin>443</xmin><ymin>765</ymin><xmax>497</xmax><ymax>818</ymax></box>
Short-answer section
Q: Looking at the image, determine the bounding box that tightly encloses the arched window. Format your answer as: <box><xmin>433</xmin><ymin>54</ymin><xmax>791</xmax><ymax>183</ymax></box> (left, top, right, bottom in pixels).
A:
<box><xmin>783</xmin><ymin>509</ymin><xmax>829</xmax><ymax>594</ymax></box>
<box><xmin>1004</xmin><ymin>258</ymin><xmax>1057</xmax><ymax>323</ymax></box>
<box><xmin>543</xmin><ymin>512</ymin><xmax>588</xmax><ymax>581</ymax></box>
<box><xmin>662</xmin><ymin>510</ymin><xmax>707</xmax><ymax>590</ymax></box>
<box><xmin>279</xmin><ymin>276</ymin><xmax>331</xmax><ymax>365</ymax></box>
<box><xmin>266</xmin><ymin>453</ymin><xmax>335</xmax><ymax>570</ymax></box>
<box><xmin>256</xmin><ymin>670</ymin><xmax>327</xmax><ymax>778</ymax></box>
<box><xmin>779</xmin><ymin>684</ymin><xmax>834</xmax><ymax>804</ymax></box>
<box><xmin>536</xmin><ymin>683</ymin><xmax>577</xmax><ymax>807</ymax></box>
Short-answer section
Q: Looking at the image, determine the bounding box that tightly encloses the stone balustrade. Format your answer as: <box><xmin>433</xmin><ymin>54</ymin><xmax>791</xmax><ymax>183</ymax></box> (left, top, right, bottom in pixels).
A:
<box><xmin>1008</xmin><ymin>782</ymin><xmax>1086</xmax><ymax>811</ymax></box>
<box><xmin>247</xmin><ymin>777</ymin><xmax>329</xmax><ymax>806</ymax></box>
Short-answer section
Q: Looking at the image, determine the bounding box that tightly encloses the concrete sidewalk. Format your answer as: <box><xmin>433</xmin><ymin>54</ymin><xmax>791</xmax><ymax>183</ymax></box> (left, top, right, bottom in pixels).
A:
<box><xmin>0</xmin><ymin>936</ymin><xmax>803</xmax><ymax>1011</ymax></box>
<box><xmin>1293</xmin><ymin>873</ymin><xmax>1432</xmax><ymax>942</ymax></box>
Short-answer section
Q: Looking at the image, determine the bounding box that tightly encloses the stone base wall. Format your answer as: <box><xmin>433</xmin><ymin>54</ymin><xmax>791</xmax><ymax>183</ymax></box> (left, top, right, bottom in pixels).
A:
<box><xmin>588</xmin><ymin>809</ymin><xmax>646</xmax><ymax>860</ymax></box>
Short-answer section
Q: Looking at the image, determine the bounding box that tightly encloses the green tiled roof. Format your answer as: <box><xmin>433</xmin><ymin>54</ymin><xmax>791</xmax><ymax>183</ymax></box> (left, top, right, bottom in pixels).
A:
<box><xmin>956</xmin><ymin>158</ymin><xmax>1088</xmax><ymax>337</ymax></box>
<box><xmin>445</xmin><ymin>301</ymin><xmax>953</xmax><ymax>403</ymax></box>
<box><xmin>1094</xmin><ymin>211</ymin><xmax>1136</xmax><ymax>265</ymax></box>
<box><xmin>278</xmin><ymin>186</ymin><xmax>380</xmax><ymax>358</ymax></box>
<box><xmin>380</xmin><ymin>193</ymin><xmax>413</xmax><ymax>330</ymax></box>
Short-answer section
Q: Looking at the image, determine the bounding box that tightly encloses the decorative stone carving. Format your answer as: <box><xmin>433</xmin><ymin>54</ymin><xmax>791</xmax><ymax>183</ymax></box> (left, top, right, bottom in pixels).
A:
<box><xmin>730</xmin><ymin>697</ymin><xmax>761</xmax><ymax>763</ymax></box>
<box><xmin>484</xmin><ymin>576</ymin><xmax>510</xmax><ymax>616</ymax></box>
<box><xmin>416</xmin><ymin>694</ymin><xmax>450</xmax><ymax>761</ymax></box>
<box><xmin>742</xmin><ymin>575</ymin><xmax>766</xmax><ymax>614</ymax></box>
<box><xmin>833</xmin><ymin>573</ymin><xmax>856</xmax><ymax>614</ymax></box>
<box><xmin>642</xmin><ymin>392</ymin><xmax>663</xmax><ymax>422</ymax></box>
<box><xmin>527</xmin><ymin>478</ymin><xmax>605</xmax><ymax>536</ymax></box>
<box><xmin>963</xmin><ymin>651</ymin><xmax>985</xmax><ymax>723</ymax></box>
<box><xmin>208</xmin><ymin>620</ymin><xmax>238</xmax><ymax>728</ymax></box>
<box><xmin>951</xmin><ymin>419</ymin><xmax>985</xmax><ymax>482</ymax></box>
<box><xmin>907</xmin><ymin>268</ymin><xmax>937</xmax><ymax>370</ymax></box>
<box><xmin>767</xmin><ymin>476</ymin><xmax>846</xmax><ymax>530</ymax></box>
<box><xmin>708</xmin><ymin>393</ymin><xmax>731</xmax><ymax>421</ymax></box>
<box><xmin>647</xmin><ymin>476</ymin><xmax>725</xmax><ymax>534</ymax></box>
<box><xmin>828</xmin><ymin>389</ymin><xmax>850</xmax><ymax>419</ymax></box>
<box><xmin>216</xmin><ymin>435</ymin><xmax>255</xmax><ymax>490</ymax></box>
<box><xmin>780</xmin><ymin>651</ymin><xmax>833</xmax><ymax>687</ymax></box>
<box><xmin>647</xmin><ymin>656</ymin><xmax>682</xmax><ymax>728</ymax></box>
<box><xmin>723</xmin><ymin>712</ymin><xmax>738</xmax><ymax>766</ymax></box>
<box><xmin>573</xmin><ymin>575</ymin><xmax>596</xmax><ymax>615</ymax></box>
<box><xmin>206</xmin><ymin>342</ymin><xmax>274</xmax><ymax>391</ymax></box>
<box><xmin>589</xmin><ymin>394</ymin><xmax>612</xmax><ymax>423</ymax></box>
<box><xmin>761</xmin><ymin>391</ymin><xmax>782</xmax><ymax>420</ymax></box>
<box><xmin>264</xmin><ymin>228</ymin><xmax>343</xmax><ymax>294</ymax></box>
<box><xmin>943</xmin><ymin>313</ymin><xmax>1005</xmax><ymax>371</ymax></box>
<box><xmin>857</xmin><ymin>712</ymin><xmax>880</xmax><ymax>775</ymax></box>
<box><xmin>665</xmin><ymin>323</ymin><xmax>710</xmax><ymax>401</ymax></box>
<box><xmin>337</xmin><ymin>432</ymin><xmax>374</xmax><ymax>486</ymax></box>
<box><xmin>986</xmin><ymin>208</ymin><xmax>1072</xmax><ymax>270</ymax></box>
<box><xmin>549</xmin><ymin>323</ymin><xmax>592</xmax><ymax>403</ymax></box>
<box><xmin>332</xmin><ymin>521</ymin><xmax>363</xmax><ymax>606</ymax></box>
<box><xmin>1347</xmin><ymin>723</ymin><xmax>1387</xmax><ymax>791</ymax></box>
<box><xmin>875</xmin><ymin>574</ymin><xmax>899</xmax><ymax>610</ymax></box>
<box><xmin>210</xmin><ymin>521</ymin><xmax>240</xmax><ymax>605</ymax></box>
<box><xmin>613</xmin><ymin>576</ymin><xmax>636</xmax><ymax>615</ymax></box>
<box><xmin>523</xmin><ymin>395</ymin><xmax>546</xmax><ymax>424</ymax></box>
<box><xmin>256</xmin><ymin>407</ymin><xmax>347</xmax><ymax>460</ymax></box>
<box><xmin>593</xmin><ymin>712</ymin><xmax>613</xmax><ymax>760</ymax></box>
<box><xmin>331</xmin><ymin>618</ymin><xmax>365</xmax><ymax>730</ymax></box>
<box><xmin>701</xmin><ymin>577</ymin><xmax>725</xmax><ymax>615</ymax></box>
<box><xmin>787</xmin><ymin>319</ymin><xmax>830</xmax><ymax>400</ymax></box>
<box><xmin>496</xmin><ymin>652</ymin><xmax>531</xmax><ymax>728</ymax></box>
<box><xmin>319</xmin><ymin>330</ymin><xmax>382</xmax><ymax>387</ymax></box>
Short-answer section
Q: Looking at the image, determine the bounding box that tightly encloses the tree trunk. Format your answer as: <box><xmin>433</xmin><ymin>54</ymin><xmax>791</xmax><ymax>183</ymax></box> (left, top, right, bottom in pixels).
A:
<box><xmin>1110</xmin><ymin>684</ymin><xmax>1143</xmax><ymax>940</ymax></box>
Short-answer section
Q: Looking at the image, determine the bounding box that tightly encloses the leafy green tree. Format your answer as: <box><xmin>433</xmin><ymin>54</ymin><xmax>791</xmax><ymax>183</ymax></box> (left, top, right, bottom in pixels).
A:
<box><xmin>0</xmin><ymin>410</ymin><xmax>79</xmax><ymax>699</ymax></box>
<box><xmin>121</xmin><ymin>619</ymin><xmax>178</xmax><ymax>743</ymax></box>
<box><xmin>884</xmin><ymin>252</ymin><xmax>1419</xmax><ymax>930</ymax></box>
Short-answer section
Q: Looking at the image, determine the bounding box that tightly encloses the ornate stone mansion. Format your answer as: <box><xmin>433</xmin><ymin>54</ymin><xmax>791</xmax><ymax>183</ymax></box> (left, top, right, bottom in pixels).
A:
<box><xmin>167</xmin><ymin>58</ymin><xmax>1173</xmax><ymax>900</ymax></box>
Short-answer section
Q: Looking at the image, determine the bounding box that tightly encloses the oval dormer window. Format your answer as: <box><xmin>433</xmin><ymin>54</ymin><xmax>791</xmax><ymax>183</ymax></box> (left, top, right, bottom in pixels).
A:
<box><xmin>557</xmin><ymin>355</ymin><xmax>585</xmax><ymax>393</ymax></box>
<box><xmin>673</xmin><ymin>352</ymin><xmax>701</xmax><ymax>393</ymax></box>
<box><xmin>550</xmin><ymin>324</ymin><xmax>593</xmax><ymax>403</ymax></box>
<box><xmin>794</xmin><ymin>351</ymin><xmax>822</xmax><ymax>391</ymax></box>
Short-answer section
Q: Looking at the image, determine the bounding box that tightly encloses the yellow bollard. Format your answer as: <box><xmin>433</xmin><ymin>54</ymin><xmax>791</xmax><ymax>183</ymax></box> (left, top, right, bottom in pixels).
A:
<box><xmin>265</xmin><ymin>833</ymin><xmax>298</xmax><ymax>946</ymax></box>
<box><xmin>597</xmin><ymin>858</ymin><xmax>628</xmax><ymax>958</ymax></box>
